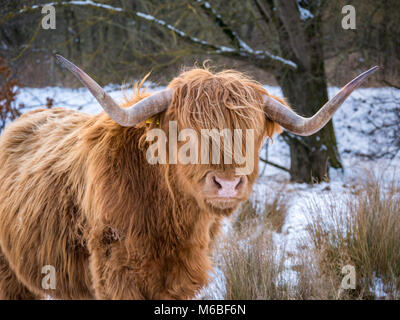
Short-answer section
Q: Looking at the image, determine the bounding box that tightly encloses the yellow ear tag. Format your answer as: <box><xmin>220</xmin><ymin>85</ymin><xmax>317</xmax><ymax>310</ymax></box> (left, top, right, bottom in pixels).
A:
<box><xmin>145</xmin><ymin>117</ymin><xmax>159</xmax><ymax>125</ymax></box>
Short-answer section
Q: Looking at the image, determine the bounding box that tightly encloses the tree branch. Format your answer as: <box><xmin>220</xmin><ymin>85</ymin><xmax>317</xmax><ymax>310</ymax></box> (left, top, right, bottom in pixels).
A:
<box><xmin>194</xmin><ymin>0</ymin><xmax>246</xmax><ymax>51</ymax></box>
<box><xmin>259</xmin><ymin>158</ymin><xmax>290</xmax><ymax>172</ymax></box>
<box><xmin>274</xmin><ymin>0</ymin><xmax>309</xmax><ymax>70</ymax></box>
<box><xmin>253</xmin><ymin>0</ymin><xmax>271</xmax><ymax>23</ymax></box>
<box><xmin>382</xmin><ymin>79</ymin><xmax>400</xmax><ymax>90</ymax></box>
<box><xmin>3</xmin><ymin>0</ymin><xmax>297</xmax><ymax>70</ymax></box>
<box><xmin>193</xmin><ymin>0</ymin><xmax>297</xmax><ymax>69</ymax></box>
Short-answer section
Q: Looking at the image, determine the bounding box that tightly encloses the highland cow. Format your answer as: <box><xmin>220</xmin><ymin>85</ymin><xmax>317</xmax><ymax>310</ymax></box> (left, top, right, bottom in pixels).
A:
<box><xmin>0</xmin><ymin>55</ymin><xmax>377</xmax><ymax>299</ymax></box>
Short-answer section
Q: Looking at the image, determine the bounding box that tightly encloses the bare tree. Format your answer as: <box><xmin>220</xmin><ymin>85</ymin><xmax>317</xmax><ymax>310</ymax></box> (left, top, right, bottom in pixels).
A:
<box><xmin>2</xmin><ymin>0</ymin><xmax>383</xmax><ymax>182</ymax></box>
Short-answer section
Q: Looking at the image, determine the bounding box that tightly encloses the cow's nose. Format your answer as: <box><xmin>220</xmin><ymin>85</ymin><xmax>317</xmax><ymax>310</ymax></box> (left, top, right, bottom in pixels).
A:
<box><xmin>213</xmin><ymin>175</ymin><xmax>247</xmax><ymax>198</ymax></box>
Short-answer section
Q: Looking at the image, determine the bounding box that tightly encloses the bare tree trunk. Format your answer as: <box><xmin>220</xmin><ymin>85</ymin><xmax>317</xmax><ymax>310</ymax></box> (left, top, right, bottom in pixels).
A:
<box><xmin>268</xmin><ymin>0</ymin><xmax>342</xmax><ymax>182</ymax></box>
<box><xmin>276</xmin><ymin>68</ymin><xmax>341</xmax><ymax>182</ymax></box>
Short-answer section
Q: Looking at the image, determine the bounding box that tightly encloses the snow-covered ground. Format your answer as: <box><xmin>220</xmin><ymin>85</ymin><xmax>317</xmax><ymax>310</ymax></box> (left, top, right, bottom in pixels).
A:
<box><xmin>13</xmin><ymin>83</ymin><xmax>400</xmax><ymax>299</ymax></box>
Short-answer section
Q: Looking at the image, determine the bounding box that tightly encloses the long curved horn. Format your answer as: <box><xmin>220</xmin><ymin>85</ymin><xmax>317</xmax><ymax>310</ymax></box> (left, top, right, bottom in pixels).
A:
<box><xmin>263</xmin><ymin>66</ymin><xmax>379</xmax><ymax>136</ymax></box>
<box><xmin>56</xmin><ymin>54</ymin><xmax>172</xmax><ymax>127</ymax></box>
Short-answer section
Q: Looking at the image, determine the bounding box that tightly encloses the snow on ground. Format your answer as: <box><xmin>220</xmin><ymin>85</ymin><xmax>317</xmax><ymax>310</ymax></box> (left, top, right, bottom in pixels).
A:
<box><xmin>13</xmin><ymin>83</ymin><xmax>400</xmax><ymax>299</ymax></box>
<box><xmin>15</xmin><ymin>82</ymin><xmax>166</xmax><ymax>116</ymax></box>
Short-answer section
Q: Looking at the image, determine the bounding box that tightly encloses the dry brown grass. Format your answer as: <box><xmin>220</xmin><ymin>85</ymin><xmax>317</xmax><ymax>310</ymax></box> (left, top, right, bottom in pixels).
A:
<box><xmin>234</xmin><ymin>187</ymin><xmax>288</xmax><ymax>234</ymax></box>
<box><xmin>263</xmin><ymin>189</ymin><xmax>288</xmax><ymax>233</ymax></box>
<box><xmin>220</xmin><ymin>189</ymin><xmax>327</xmax><ymax>299</ymax></box>
<box><xmin>214</xmin><ymin>171</ymin><xmax>400</xmax><ymax>300</ymax></box>
<box><xmin>307</xmin><ymin>172</ymin><xmax>400</xmax><ymax>299</ymax></box>
<box><xmin>220</xmin><ymin>227</ymin><xmax>283</xmax><ymax>299</ymax></box>
<box><xmin>223</xmin><ymin>194</ymin><xmax>289</xmax><ymax>299</ymax></box>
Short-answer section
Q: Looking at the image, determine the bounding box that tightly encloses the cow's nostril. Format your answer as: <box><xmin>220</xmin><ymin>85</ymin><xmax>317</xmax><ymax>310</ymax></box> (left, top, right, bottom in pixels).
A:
<box><xmin>235</xmin><ymin>177</ymin><xmax>243</xmax><ymax>190</ymax></box>
<box><xmin>213</xmin><ymin>176</ymin><xmax>222</xmax><ymax>189</ymax></box>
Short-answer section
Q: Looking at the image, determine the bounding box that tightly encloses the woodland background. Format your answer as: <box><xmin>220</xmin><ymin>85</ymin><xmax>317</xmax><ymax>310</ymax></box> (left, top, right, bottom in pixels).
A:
<box><xmin>1</xmin><ymin>0</ymin><xmax>399</xmax><ymax>182</ymax></box>
<box><xmin>1</xmin><ymin>0</ymin><xmax>400</xmax><ymax>299</ymax></box>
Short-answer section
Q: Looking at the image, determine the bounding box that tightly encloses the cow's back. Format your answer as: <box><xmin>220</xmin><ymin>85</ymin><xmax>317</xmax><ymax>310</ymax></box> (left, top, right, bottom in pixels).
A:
<box><xmin>0</xmin><ymin>108</ymin><xmax>94</xmax><ymax>299</ymax></box>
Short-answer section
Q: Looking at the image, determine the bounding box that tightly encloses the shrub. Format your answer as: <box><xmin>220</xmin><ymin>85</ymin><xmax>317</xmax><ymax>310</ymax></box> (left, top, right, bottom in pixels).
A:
<box><xmin>0</xmin><ymin>58</ymin><xmax>54</xmax><ymax>132</ymax></box>
<box><xmin>0</xmin><ymin>58</ymin><xmax>21</xmax><ymax>131</ymax></box>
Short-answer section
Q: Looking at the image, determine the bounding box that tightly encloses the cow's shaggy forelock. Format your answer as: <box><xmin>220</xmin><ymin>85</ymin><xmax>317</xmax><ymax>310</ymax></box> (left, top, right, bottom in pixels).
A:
<box><xmin>133</xmin><ymin>68</ymin><xmax>285</xmax><ymax>146</ymax></box>
<box><xmin>167</xmin><ymin>67</ymin><xmax>281</xmax><ymax>138</ymax></box>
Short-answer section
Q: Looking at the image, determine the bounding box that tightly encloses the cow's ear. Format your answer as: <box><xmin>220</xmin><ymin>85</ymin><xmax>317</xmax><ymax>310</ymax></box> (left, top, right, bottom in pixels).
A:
<box><xmin>265</xmin><ymin>119</ymin><xmax>283</xmax><ymax>138</ymax></box>
<box><xmin>272</xmin><ymin>122</ymin><xmax>283</xmax><ymax>136</ymax></box>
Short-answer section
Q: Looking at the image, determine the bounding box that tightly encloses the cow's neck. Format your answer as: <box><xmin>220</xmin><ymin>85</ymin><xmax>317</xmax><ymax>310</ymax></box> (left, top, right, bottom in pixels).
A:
<box><xmin>148</xmin><ymin>173</ymin><xmax>218</xmax><ymax>255</ymax></box>
<box><xmin>110</xmin><ymin>125</ymin><xmax>220</xmax><ymax>256</ymax></box>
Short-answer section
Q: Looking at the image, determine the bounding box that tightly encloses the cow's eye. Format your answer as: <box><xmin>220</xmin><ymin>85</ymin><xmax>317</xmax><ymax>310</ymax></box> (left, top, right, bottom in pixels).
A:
<box><xmin>199</xmin><ymin>170</ymin><xmax>213</xmax><ymax>181</ymax></box>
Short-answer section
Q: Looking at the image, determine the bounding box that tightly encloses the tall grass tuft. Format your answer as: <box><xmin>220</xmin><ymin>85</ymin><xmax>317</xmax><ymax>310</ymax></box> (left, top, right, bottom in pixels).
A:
<box><xmin>234</xmin><ymin>187</ymin><xmax>288</xmax><ymax>234</ymax></box>
<box><xmin>220</xmin><ymin>190</ymin><xmax>325</xmax><ymax>299</ymax></box>
<box><xmin>307</xmin><ymin>172</ymin><xmax>400</xmax><ymax>299</ymax></box>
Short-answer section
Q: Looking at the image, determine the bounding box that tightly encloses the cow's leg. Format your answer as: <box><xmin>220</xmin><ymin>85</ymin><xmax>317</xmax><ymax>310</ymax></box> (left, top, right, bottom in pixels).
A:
<box><xmin>0</xmin><ymin>248</ymin><xmax>39</xmax><ymax>300</ymax></box>
<box><xmin>88</xmin><ymin>231</ymin><xmax>145</xmax><ymax>300</ymax></box>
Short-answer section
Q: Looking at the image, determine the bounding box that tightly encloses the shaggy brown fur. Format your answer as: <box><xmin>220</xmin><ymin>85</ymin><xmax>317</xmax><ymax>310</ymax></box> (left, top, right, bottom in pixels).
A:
<box><xmin>0</xmin><ymin>68</ymin><xmax>286</xmax><ymax>299</ymax></box>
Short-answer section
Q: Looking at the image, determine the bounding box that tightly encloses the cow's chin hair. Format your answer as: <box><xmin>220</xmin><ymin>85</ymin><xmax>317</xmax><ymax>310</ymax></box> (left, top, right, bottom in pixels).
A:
<box><xmin>203</xmin><ymin>198</ymin><xmax>242</xmax><ymax>216</ymax></box>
